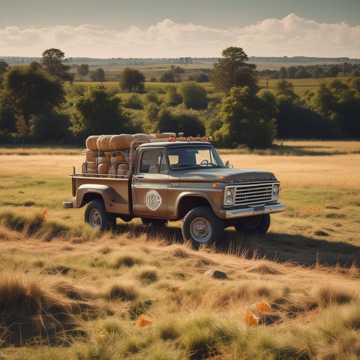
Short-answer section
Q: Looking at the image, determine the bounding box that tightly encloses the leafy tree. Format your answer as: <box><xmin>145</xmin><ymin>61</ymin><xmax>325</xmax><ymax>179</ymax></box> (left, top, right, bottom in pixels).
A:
<box><xmin>327</xmin><ymin>66</ymin><xmax>339</xmax><ymax>77</ymax></box>
<box><xmin>215</xmin><ymin>86</ymin><xmax>276</xmax><ymax>148</ymax></box>
<box><xmin>42</xmin><ymin>48</ymin><xmax>73</xmax><ymax>81</ymax></box>
<box><xmin>175</xmin><ymin>111</ymin><xmax>205</xmax><ymax>136</ymax></box>
<box><xmin>2</xmin><ymin>66</ymin><xmax>64</xmax><ymax>133</ymax></box>
<box><xmin>29</xmin><ymin>62</ymin><xmax>42</xmax><ymax>71</ymax></box>
<box><xmin>0</xmin><ymin>60</ymin><xmax>9</xmax><ymax>87</ymax></box>
<box><xmin>276</xmin><ymin>80</ymin><xmax>298</xmax><ymax>101</ymax></box>
<box><xmin>179</xmin><ymin>82</ymin><xmax>208</xmax><ymax>110</ymax></box>
<box><xmin>334</xmin><ymin>97</ymin><xmax>360</xmax><ymax>137</ymax></box>
<box><xmin>329</xmin><ymin>79</ymin><xmax>349</xmax><ymax>95</ymax></box>
<box><xmin>313</xmin><ymin>84</ymin><xmax>337</xmax><ymax>117</ymax></box>
<box><xmin>159</xmin><ymin>71</ymin><xmax>176</xmax><ymax>83</ymax></box>
<box><xmin>191</xmin><ymin>72</ymin><xmax>209</xmax><ymax>83</ymax></box>
<box><xmin>30</xmin><ymin>112</ymin><xmax>71</xmax><ymax>141</ymax></box>
<box><xmin>171</xmin><ymin>65</ymin><xmax>185</xmax><ymax>75</ymax></box>
<box><xmin>212</xmin><ymin>47</ymin><xmax>257</xmax><ymax>93</ymax></box>
<box><xmin>156</xmin><ymin>109</ymin><xmax>205</xmax><ymax>136</ymax></box>
<box><xmin>145</xmin><ymin>91</ymin><xmax>160</xmax><ymax>105</ymax></box>
<box><xmin>165</xmin><ymin>86</ymin><xmax>182</xmax><ymax>106</ymax></box>
<box><xmin>120</xmin><ymin>68</ymin><xmax>145</xmax><ymax>92</ymax></box>
<box><xmin>352</xmin><ymin>78</ymin><xmax>360</xmax><ymax>93</ymax></box>
<box><xmin>295</xmin><ymin>67</ymin><xmax>311</xmax><ymax>79</ymax></box>
<box><xmin>145</xmin><ymin>103</ymin><xmax>160</xmax><ymax>122</ymax></box>
<box><xmin>0</xmin><ymin>60</ymin><xmax>8</xmax><ymax>77</ymax></box>
<box><xmin>76</xmin><ymin>89</ymin><xmax>131</xmax><ymax>135</ymax></box>
<box><xmin>287</xmin><ymin>66</ymin><xmax>297</xmax><ymax>79</ymax></box>
<box><xmin>279</xmin><ymin>67</ymin><xmax>288</xmax><ymax>79</ymax></box>
<box><xmin>258</xmin><ymin>90</ymin><xmax>278</xmax><ymax>120</ymax></box>
<box><xmin>77</xmin><ymin>64</ymin><xmax>89</xmax><ymax>78</ymax></box>
<box><xmin>124</xmin><ymin>94</ymin><xmax>143</xmax><ymax>110</ymax></box>
<box><xmin>90</xmin><ymin>68</ymin><xmax>105</xmax><ymax>82</ymax></box>
<box><xmin>0</xmin><ymin>95</ymin><xmax>16</xmax><ymax>134</ymax></box>
<box><xmin>156</xmin><ymin>108</ymin><xmax>177</xmax><ymax>133</ymax></box>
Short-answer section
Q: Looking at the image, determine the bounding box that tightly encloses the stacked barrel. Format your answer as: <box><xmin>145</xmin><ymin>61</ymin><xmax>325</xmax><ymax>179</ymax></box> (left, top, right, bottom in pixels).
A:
<box><xmin>83</xmin><ymin>133</ymin><xmax>175</xmax><ymax>177</ymax></box>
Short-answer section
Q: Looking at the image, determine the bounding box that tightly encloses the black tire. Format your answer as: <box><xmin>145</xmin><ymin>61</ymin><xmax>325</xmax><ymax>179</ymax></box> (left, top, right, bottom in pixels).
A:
<box><xmin>181</xmin><ymin>206</ymin><xmax>224</xmax><ymax>250</ymax></box>
<box><xmin>84</xmin><ymin>200</ymin><xmax>116</xmax><ymax>231</ymax></box>
<box><xmin>234</xmin><ymin>214</ymin><xmax>270</xmax><ymax>234</ymax></box>
<box><xmin>141</xmin><ymin>218</ymin><xmax>168</xmax><ymax>227</ymax></box>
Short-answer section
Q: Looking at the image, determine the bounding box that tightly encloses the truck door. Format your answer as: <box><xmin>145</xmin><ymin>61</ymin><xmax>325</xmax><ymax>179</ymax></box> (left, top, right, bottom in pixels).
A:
<box><xmin>132</xmin><ymin>148</ymin><xmax>169</xmax><ymax>218</ymax></box>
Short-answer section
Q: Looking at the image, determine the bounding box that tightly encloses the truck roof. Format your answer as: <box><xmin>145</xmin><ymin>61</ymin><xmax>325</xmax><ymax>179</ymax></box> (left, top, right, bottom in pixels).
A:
<box><xmin>139</xmin><ymin>141</ymin><xmax>212</xmax><ymax>149</ymax></box>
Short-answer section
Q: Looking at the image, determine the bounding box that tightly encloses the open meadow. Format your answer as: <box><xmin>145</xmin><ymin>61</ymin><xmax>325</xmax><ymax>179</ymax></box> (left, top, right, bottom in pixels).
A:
<box><xmin>0</xmin><ymin>141</ymin><xmax>360</xmax><ymax>359</ymax></box>
<box><xmin>74</xmin><ymin>76</ymin><xmax>354</xmax><ymax>99</ymax></box>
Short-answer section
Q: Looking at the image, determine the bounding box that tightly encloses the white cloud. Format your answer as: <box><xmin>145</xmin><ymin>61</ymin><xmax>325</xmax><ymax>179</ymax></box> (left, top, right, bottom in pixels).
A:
<box><xmin>0</xmin><ymin>14</ymin><xmax>359</xmax><ymax>58</ymax></box>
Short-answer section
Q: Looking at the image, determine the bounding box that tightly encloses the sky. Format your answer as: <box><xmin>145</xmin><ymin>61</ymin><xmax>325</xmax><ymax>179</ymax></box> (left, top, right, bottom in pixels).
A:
<box><xmin>0</xmin><ymin>0</ymin><xmax>359</xmax><ymax>58</ymax></box>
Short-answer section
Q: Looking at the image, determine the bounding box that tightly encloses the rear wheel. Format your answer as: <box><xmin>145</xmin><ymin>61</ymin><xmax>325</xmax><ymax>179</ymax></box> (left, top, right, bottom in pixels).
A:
<box><xmin>234</xmin><ymin>214</ymin><xmax>270</xmax><ymax>234</ymax></box>
<box><xmin>141</xmin><ymin>218</ymin><xmax>168</xmax><ymax>227</ymax></box>
<box><xmin>84</xmin><ymin>200</ymin><xmax>115</xmax><ymax>231</ymax></box>
<box><xmin>182</xmin><ymin>206</ymin><xmax>224</xmax><ymax>250</ymax></box>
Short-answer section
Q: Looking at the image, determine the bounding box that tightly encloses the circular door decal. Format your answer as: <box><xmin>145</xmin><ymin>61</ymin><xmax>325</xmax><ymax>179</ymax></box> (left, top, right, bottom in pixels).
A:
<box><xmin>145</xmin><ymin>190</ymin><xmax>162</xmax><ymax>211</ymax></box>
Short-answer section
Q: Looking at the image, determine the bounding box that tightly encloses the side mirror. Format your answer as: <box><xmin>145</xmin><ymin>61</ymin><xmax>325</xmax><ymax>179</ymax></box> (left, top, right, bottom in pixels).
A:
<box><xmin>225</xmin><ymin>160</ymin><xmax>233</xmax><ymax>168</ymax></box>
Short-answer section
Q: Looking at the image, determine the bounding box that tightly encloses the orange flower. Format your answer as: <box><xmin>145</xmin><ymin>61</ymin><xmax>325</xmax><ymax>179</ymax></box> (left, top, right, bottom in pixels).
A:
<box><xmin>256</xmin><ymin>301</ymin><xmax>271</xmax><ymax>314</ymax></box>
<box><xmin>42</xmin><ymin>208</ymin><xmax>48</xmax><ymax>220</ymax></box>
<box><xmin>136</xmin><ymin>315</ymin><xmax>153</xmax><ymax>328</ymax></box>
<box><xmin>244</xmin><ymin>310</ymin><xmax>259</xmax><ymax>327</ymax></box>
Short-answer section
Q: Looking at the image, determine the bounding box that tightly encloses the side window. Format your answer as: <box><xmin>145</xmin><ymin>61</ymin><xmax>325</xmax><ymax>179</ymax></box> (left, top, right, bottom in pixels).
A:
<box><xmin>140</xmin><ymin>149</ymin><xmax>167</xmax><ymax>174</ymax></box>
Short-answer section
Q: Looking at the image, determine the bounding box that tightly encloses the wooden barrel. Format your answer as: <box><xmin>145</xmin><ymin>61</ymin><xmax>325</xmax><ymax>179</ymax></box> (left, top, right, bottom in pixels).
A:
<box><xmin>85</xmin><ymin>161</ymin><xmax>97</xmax><ymax>174</ymax></box>
<box><xmin>155</xmin><ymin>132</ymin><xmax>176</xmax><ymax>139</ymax></box>
<box><xmin>109</xmin><ymin>134</ymin><xmax>133</xmax><ymax>150</ymax></box>
<box><xmin>85</xmin><ymin>135</ymin><xmax>99</xmax><ymax>151</ymax></box>
<box><xmin>85</xmin><ymin>149</ymin><xmax>97</xmax><ymax>162</ymax></box>
<box><xmin>108</xmin><ymin>164</ymin><xmax>117</xmax><ymax>177</ymax></box>
<box><xmin>98</xmin><ymin>162</ymin><xmax>109</xmax><ymax>175</ymax></box>
<box><xmin>117</xmin><ymin>163</ymin><xmax>129</xmax><ymax>176</ymax></box>
<box><xmin>111</xmin><ymin>152</ymin><xmax>126</xmax><ymax>164</ymax></box>
<box><xmin>133</xmin><ymin>133</ymin><xmax>151</xmax><ymax>141</ymax></box>
<box><xmin>96</xmin><ymin>135</ymin><xmax>112</xmax><ymax>152</ymax></box>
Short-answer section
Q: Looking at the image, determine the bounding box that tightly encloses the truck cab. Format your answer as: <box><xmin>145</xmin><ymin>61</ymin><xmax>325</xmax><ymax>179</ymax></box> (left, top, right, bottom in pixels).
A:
<box><xmin>65</xmin><ymin>139</ymin><xmax>285</xmax><ymax>248</ymax></box>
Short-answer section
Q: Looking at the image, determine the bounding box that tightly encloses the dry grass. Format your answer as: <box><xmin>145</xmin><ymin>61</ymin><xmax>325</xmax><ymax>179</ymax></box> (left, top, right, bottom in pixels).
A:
<box><xmin>0</xmin><ymin>229</ymin><xmax>359</xmax><ymax>358</ymax></box>
<box><xmin>0</xmin><ymin>142</ymin><xmax>360</xmax><ymax>358</ymax></box>
<box><xmin>0</xmin><ymin>276</ymin><xmax>81</xmax><ymax>346</ymax></box>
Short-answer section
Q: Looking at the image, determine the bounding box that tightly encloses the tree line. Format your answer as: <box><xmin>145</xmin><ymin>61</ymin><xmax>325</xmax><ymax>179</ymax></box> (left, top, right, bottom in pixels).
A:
<box><xmin>0</xmin><ymin>47</ymin><xmax>360</xmax><ymax>148</ymax></box>
<box><xmin>259</xmin><ymin>63</ymin><xmax>360</xmax><ymax>80</ymax></box>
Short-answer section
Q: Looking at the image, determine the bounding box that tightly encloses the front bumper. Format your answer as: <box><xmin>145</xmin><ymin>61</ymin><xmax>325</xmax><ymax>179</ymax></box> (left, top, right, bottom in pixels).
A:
<box><xmin>63</xmin><ymin>201</ymin><xmax>74</xmax><ymax>209</ymax></box>
<box><xmin>224</xmin><ymin>202</ymin><xmax>285</xmax><ymax>219</ymax></box>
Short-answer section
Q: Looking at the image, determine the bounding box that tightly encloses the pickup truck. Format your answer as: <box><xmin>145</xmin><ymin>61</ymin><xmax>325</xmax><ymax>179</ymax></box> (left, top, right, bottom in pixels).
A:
<box><xmin>64</xmin><ymin>139</ymin><xmax>285</xmax><ymax>248</ymax></box>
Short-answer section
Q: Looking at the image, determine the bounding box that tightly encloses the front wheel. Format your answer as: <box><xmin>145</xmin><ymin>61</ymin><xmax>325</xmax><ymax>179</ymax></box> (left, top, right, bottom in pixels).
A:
<box><xmin>84</xmin><ymin>200</ymin><xmax>115</xmax><ymax>231</ymax></box>
<box><xmin>234</xmin><ymin>214</ymin><xmax>270</xmax><ymax>234</ymax></box>
<box><xmin>181</xmin><ymin>206</ymin><xmax>224</xmax><ymax>250</ymax></box>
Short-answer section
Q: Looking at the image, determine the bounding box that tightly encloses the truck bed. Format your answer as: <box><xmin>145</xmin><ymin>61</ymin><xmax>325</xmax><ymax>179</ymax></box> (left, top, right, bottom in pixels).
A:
<box><xmin>72</xmin><ymin>174</ymin><xmax>131</xmax><ymax>215</ymax></box>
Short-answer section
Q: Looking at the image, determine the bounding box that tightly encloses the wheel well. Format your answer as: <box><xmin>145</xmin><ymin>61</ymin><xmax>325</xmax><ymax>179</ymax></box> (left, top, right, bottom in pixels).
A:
<box><xmin>177</xmin><ymin>196</ymin><xmax>211</xmax><ymax>219</ymax></box>
<box><xmin>81</xmin><ymin>192</ymin><xmax>104</xmax><ymax>207</ymax></box>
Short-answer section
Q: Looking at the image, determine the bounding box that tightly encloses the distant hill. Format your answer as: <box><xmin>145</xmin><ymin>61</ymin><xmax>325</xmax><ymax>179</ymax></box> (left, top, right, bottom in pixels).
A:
<box><xmin>1</xmin><ymin>56</ymin><xmax>360</xmax><ymax>70</ymax></box>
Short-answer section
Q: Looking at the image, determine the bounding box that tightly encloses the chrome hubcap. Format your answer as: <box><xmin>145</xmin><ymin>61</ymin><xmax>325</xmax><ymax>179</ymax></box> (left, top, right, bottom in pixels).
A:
<box><xmin>89</xmin><ymin>208</ymin><xmax>102</xmax><ymax>228</ymax></box>
<box><xmin>190</xmin><ymin>217</ymin><xmax>212</xmax><ymax>244</ymax></box>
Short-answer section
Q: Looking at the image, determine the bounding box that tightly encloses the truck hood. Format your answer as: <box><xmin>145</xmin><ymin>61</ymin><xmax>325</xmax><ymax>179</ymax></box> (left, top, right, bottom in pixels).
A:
<box><xmin>169</xmin><ymin>168</ymin><xmax>276</xmax><ymax>183</ymax></box>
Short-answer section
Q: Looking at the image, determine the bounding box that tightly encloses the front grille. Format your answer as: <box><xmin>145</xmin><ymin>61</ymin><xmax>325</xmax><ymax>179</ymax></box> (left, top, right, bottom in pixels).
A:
<box><xmin>234</xmin><ymin>183</ymin><xmax>274</xmax><ymax>207</ymax></box>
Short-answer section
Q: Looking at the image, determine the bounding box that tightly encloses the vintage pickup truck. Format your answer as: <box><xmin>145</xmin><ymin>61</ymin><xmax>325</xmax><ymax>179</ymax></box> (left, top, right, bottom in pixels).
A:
<box><xmin>64</xmin><ymin>138</ymin><xmax>285</xmax><ymax>248</ymax></box>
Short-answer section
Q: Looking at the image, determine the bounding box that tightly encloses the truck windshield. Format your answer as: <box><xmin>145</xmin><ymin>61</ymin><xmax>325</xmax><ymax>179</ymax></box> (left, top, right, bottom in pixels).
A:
<box><xmin>167</xmin><ymin>146</ymin><xmax>225</xmax><ymax>170</ymax></box>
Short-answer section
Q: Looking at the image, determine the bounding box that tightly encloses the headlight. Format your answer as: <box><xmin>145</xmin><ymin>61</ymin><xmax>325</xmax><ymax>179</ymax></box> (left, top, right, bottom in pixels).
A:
<box><xmin>272</xmin><ymin>184</ymin><xmax>280</xmax><ymax>199</ymax></box>
<box><xmin>224</xmin><ymin>186</ymin><xmax>235</xmax><ymax>206</ymax></box>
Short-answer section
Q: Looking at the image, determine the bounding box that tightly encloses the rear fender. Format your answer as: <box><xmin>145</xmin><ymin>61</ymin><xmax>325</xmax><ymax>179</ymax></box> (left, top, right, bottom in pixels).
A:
<box><xmin>75</xmin><ymin>184</ymin><xmax>118</xmax><ymax>212</ymax></box>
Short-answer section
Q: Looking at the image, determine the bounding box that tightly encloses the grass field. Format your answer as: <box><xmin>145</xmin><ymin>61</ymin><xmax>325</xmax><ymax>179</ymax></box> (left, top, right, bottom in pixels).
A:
<box><xmin>73</xmin><ymin>76</ymin><xmax>352</xmax><ymax>99</ymax></box>
<box><xmin>0</xmin><ymin>141</ymin><xmax>360</xmax><ymax>359</ymax></box>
